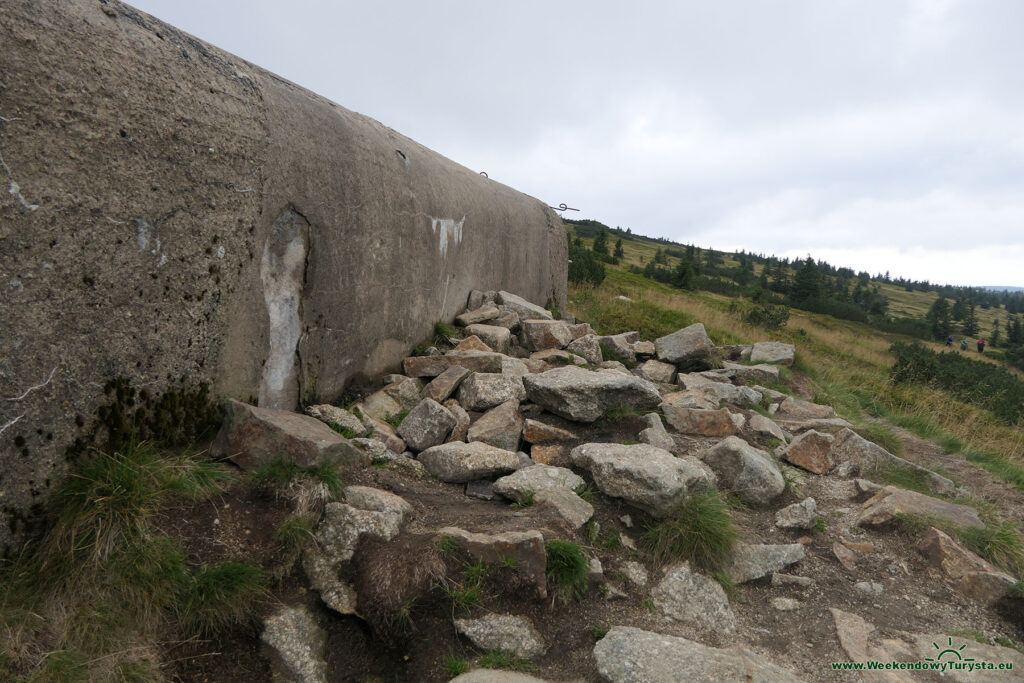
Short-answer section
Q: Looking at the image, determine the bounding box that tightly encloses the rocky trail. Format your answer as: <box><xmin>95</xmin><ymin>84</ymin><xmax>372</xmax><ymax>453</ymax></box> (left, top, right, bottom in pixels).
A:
<box><xmin>177</xmin><ymin>290</ymin><xmax>1024</xmax><ymax>682</ymax></box>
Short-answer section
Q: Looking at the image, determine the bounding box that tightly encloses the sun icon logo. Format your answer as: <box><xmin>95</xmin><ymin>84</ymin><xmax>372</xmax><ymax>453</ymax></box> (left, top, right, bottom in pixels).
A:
<box><xmin>925</xmin><ymin>637</ymin><xmax>976</xmax><ymax>662</ymax></box>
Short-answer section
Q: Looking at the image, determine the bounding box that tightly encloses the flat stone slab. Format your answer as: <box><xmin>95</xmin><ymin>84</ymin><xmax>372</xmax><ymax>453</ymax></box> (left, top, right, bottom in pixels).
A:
<box><xmin>775</xmin><ymin>396</ymin><xmax>836</xmax><ymax>420</ymax></box>
<box><xmin>455</xmin><ymin>304</ymin><xmax>500</xmax><ymax>326</ymax></box>
<box><xmin>533</xmin><ymin>487</ymin><xmax>593</xmax><ymax>530</ymax></box>
<box><xmin>594</xmin><ymin>626</ymin><xmax>802</xmax><ymax>682</ymax></box>
<box><xmin>570</xmin><ymin>443</ymin><xmax>714</xmax><ymax>518</ymax></box>
<box><xmin>456</xmin><ymin>373</ymin><xmax>527</xmax><ymax>412</ymax></box>
<box><xmin>418</xmin><ymin>441</ymin><xmax>520</xmax><ymax>483</ymax></box>
<box><xmin>520</xmin><ymin>319</ymin><xmax>573</xmax><ymax>351</ymax></box>
<box><xmin>396</xmin><ymin>398</ymin><xmax>456</xmax><ymax>451</ymax></box>
<box><xmin>496</xmin><ymin>291</ymin><xmax>552</xmax><ymax>320</ymax></box>
<box><xmin>467</xmin><ymin>399</ymin><xmax>524</xmax><ymax>452</ymax></box>
<box><xmin>749</xmin><ymin>341</ymin><xmax>795</xmax><ymax>366</ymax></box>
<box><xmin>212</xmin><ymin>399</ymin><xmax>366</xmax><ymax>470</ymax></box>
<box><xmin>661</xmin><ymin>405</ymin><xmax>740</xmax><ymax>437</ymax></box>
<box><xmin>454</xmin><ymin>614</ymin><xmax>546</xmax><ymax>658</ymax></box>
<box><xmin>857</xmin><ymin>486</ymin><xmax>984</xmax><ymax>530</ymax></box>
<box><xmin>918</xmin><ymin>527</ymin><xmax>1016</xmax><ymax>603</ymax></box>
<box><xmin>420</xmin><ymin>365</ymin><xmax>471</xmax><ymax>403</ymax></box>
<box><xmin>492</xmin><ymin>464</ymin><xmax>584</xmax><ymax>503</ymax></box>
<box><xmin>523</xmin><ymin>365</ymin><xmax>661</xmax><ymax>423</ymax></box>
<box><xmin>727</xmin><ymin>542</ymin><xmax>806</xmax><ymax>583</ymax></box>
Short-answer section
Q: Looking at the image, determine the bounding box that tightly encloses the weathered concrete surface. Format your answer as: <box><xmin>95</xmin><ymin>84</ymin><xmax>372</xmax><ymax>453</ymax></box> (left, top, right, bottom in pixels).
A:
<box><xmin>0</xmin><ymin>0</ymin><xmax>567</xmax><ymax>554</ymax></box>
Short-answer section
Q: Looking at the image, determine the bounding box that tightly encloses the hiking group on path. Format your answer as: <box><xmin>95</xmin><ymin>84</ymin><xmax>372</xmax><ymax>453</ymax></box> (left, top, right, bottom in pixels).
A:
<box><xmin>947</xmin><ymin>336</ymin><xmax>986</xmax><ymax>352</ymax></box>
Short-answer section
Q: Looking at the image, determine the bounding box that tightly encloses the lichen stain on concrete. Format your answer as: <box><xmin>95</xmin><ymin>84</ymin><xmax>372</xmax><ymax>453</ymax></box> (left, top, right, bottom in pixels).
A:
<box><xmin>258</xmin><ymin>209</ymin><xmax>310</xmax><ymax>410</ymax></box>
<box><xmin>430</xmin><ymin>216</ymin><xmax>465</xmax><ymax>258</ymax></box>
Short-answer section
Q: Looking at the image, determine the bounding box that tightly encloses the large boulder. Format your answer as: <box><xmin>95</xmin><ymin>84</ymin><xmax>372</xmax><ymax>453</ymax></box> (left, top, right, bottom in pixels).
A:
<box><xmin>721</xmin><ymin>361</ymin><xmax>780</xmax><ymax>382</ymax></box>
<box><xmin>467</xmin><ymin>400</ymin><xmax>524</xmax><ymax>452</ymax></box>
<box><xmin>749</xmin><ymin>341</ymin><xmax>795</xmax><ymax>366</ymax></box>
<box><xmin>569</xmin><ymin>443</ymin><xmax>715</xmax><ymax>518</ymax></box>
<box><xmin>857</xmin><ymin>486</ymin><xmax>984</xmax><ymax>530</ymax></box>
<box><xmin>650</xmin><ymin>563</ymin><xmax>737</xmax><ymax>634</ymax></box>
<box><xmin>396</xmin><ymin>398</ymin><xmax>456</xmax><ymax>451</ymax></box>
<box><xmin>775</xmin><ymin>498</ymin><xmax>818</xmax><ymax>530</ymax></box>
<box><xmin>520</xmin><ymin>319</ymin><xmax>573</xmax><ymax>351</ymax></box>
<box><xmin>523</xmin><ymin>366</ymin><xmax>661</xmax><ymax>423</ymax></box>
<box><xmin>445</xmin><ymin>350</ymin><xmax>507</xmax><ymax>374</ymax></box>
<box><xmin>402</xmin><ymin>355</ymin><xmax>451</xmax><ymax>378</ymax></box>
<box><xmin>456</xmin><ymin>373</ymin><xmax>527</xmax><ymax>412</ymax></box>
<box><xmin>654</xmin><ymin>323</ymin><xmax>714</xmax><ymax>367</ymax></box>
<box><xmin>699</xmin><ymin>436</ymin><xmax>785</xmax><ymax>506</ymax></box>
<box><xmin>212</xmin><ymin>400</ymin><xmax>366</xmax><ymax>470</ymax></box>
<box><xmin>381</xmin><ymin>377</ymin><xmax>424</xmax><ymax>413</ymax></box>
<box><xmin>493</xmin><ymin>465</ymin><xmax>584</xmax><ymax>503</ymax></box>
<box><xmin>593</xmin><ymin>627</ymin><xmax>801</xmax><ymax>683</ymax></box>
<box><xmin>418</xmin><ymin>441</ymin><xmax>520</xmax><ymax>483</ymax></box>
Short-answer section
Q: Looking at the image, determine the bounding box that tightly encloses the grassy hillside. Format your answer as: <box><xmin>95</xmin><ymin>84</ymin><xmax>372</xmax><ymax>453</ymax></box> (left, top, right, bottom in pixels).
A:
<box><xmin>565</xmin><ymin>233</ymin><xmax>1024</xmax><ymax>492</ymax></box>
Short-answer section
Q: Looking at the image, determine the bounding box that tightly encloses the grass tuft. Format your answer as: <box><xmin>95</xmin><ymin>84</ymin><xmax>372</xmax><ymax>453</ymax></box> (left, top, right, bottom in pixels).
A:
<box><xmin>443</xmin><ymin>652</ymin><xmax>469</xmax><ymax>677</ymax></box>
<box><xmin>478</xmin><ymin>651</ymin><xmax>538</xmax><ymax>672</ymax></box>
<box><xmin>545</xmin><ymin>540</ymin><xmax>589</xmax><ymax>603</ymax></box>
<box><xmin>644</xmin><ymin>488</ymin><xmax>737</xmax><ymax>573</ymax></box>
<box><xmin>180</xmin><ymin>561</ymin><xmax>266</xmax><ymax>636</ymax></box>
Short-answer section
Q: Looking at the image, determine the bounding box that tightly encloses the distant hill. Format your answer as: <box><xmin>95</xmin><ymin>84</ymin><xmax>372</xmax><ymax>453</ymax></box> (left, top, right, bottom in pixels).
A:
<box><xmin>981</xmin><ymin>286</ymin><xmax>1024</xmax><ymax>293</ymax></box>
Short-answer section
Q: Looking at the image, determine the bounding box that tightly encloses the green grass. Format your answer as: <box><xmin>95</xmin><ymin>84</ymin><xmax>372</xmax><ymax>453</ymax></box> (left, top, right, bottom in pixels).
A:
<box><xmin>857</xmin><ymin>424</ymin><xmax>904</xmax><ymax>457</ymax></box>
<box><xmin>712</xmin><ymin>571</ymin><xmax>738</xmax><ymax>599</ymax></box>
<box><xmin>574</xmin><ymin>484</ymin><xmax>596</xmax><ymax>503</ymax></box>
<box><xmin>545</xmin><ymin>540</ymin><xmax>588</xmax><ymax>603</ymax></box>
<box><xmin>180</xmin><ymin>561</ymin><xmax>266</xmax><ymax>636</ymax></box>
<box><xmin>644</xmin><ymin>488</ymin><xmax>737</xmax><ymax>573</ymax></box>
<box><xmin>873</xmin><ymin>462</ymin><xmax>935</xmax><ymax>495</ymax></box>
<box><xmin>814</xmin><ymin>517</ymin><xmax>827</xmax><ymax>534</ymax></box>
<box><xmin>948</xmin><ymin>629</ymin><xmax>991</xmax><ymax>645</ymax></box>
<box><xmin>385</xmin><ymin>409</ymin><xmax>409</xmax><ymax>429</ymax></box>
<box><xmin>328</xmin><ymin>422</ymin><xmax>359</xmax><ymax>439</ymax></box>
<box><xmin>0</xmin><ymin>442</ymin><xmax>259</xmax><ymax>681</ymax></box>
<box><xmin>591</xmin><ymin>623</ymin><xmax>610</xmax><ymax>640</ymax></box>
<box><xmin>437</xmin><ymin>535</ymin><xmax>462</xmax><ymax>557</ymax></box>
<box><xmin>443</xmin><ymin>653</ymin><xmax>469</xmax><ymax>677</ymax></box>
<box><xmin>478</xmin><ymin>651</ymin><xmax>538</xmax><ymax>672</ymax></box>
<box><xmin>641</xmin><ymin>598</ymin><xmax>655</xmax><ymax>611</ymax></box>
<box><xmin>274</xmin><ymin>514</ymin><xmax>315</xmax><ymax>550</ymax></box>
<box><xmin>511</xmin><ymin>490</ymin><xmax>535</xmax><ymax>508</ymax></box>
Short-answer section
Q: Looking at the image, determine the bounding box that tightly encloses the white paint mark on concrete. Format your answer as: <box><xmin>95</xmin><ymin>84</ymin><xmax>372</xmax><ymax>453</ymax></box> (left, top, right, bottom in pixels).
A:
<box><xmin>258</xmin><ymin>210</ymin><xmax>309</xmax><ymax>410</ymax></box>
<box><xmin>430</xmin><ymin>216</ymin><xmax>465</xmax><ymax>258</ymax></box>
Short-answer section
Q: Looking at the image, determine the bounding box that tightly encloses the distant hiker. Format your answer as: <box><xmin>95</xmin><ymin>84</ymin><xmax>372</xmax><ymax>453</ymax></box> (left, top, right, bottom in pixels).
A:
<box><xmin>961</xmin><ymin>339</ymin><xmax>968</xmax><ymax>351</ymax></box>
<box><xmin>978</xmin><ymin>339</ymin><xmax>986</xmax><ymax>353</ymax></box>
<box><xmin>946</xmin><ymin>336</ymin><xmax>953</xmax><ymax>347</ymax></box>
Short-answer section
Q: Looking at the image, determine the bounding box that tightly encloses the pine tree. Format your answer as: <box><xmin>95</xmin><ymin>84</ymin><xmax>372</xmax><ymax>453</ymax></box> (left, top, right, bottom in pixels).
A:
<box><xmin>613</xmin><ymin>238</ymin><xmax>624</xmax><ymax>260</ymax></box>
<box><xmin>962</xmin><ymin>303</ymin><xmax>979</xmax><ymax>337</ymax></box>
<box><xmin>592</xmin><ymin>227</ymin><xmax>609</xmax><ymax>255</ymax></box>
<box><xmin>992</xmin><ymin>319</ymin><xmax>1001</xmax><ymax>348</ymax></box>
<box><xmin>791</xmin><ymin>256</ymin><xmax>824</xmax><ymax>304</ymax></box>
<box><xmin>673</xmin><ymin>257</ymin><xmax>695</xmax><ymax>289</ymax></box>
<box><xmin>926</xmin><ymin>297</ymin><xmax>952</xmax><ymax>339</ymax></box>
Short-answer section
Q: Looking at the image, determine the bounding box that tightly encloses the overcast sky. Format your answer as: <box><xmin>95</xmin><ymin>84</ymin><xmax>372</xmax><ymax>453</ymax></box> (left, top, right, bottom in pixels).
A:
<box><xmin>129</xmin><ymin>0</ymin><xmax>1024</xmax><ymax>287</ymax></box>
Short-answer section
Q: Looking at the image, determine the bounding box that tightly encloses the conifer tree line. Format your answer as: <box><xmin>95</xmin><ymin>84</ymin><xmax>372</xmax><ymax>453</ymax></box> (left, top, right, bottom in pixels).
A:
<box><xmin>563</xmin><ymin>218</ymin><xmax>1024</xmax><ymax>368</ymax></box>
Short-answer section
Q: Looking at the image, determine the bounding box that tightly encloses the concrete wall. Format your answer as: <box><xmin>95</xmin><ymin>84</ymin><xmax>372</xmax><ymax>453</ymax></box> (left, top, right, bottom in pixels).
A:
<box><xmin>0</xmin><ymin>0</ymin><xmax>567</xmax><ymax>553</ymax></box>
